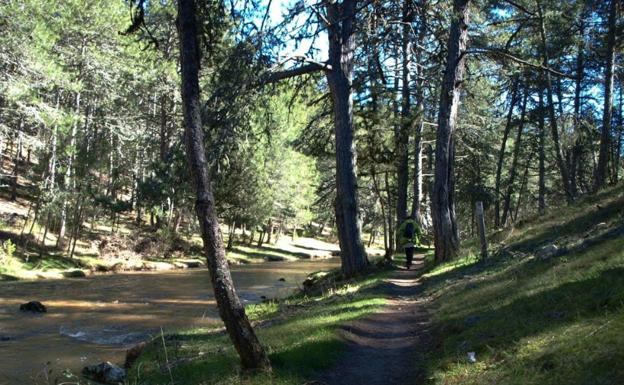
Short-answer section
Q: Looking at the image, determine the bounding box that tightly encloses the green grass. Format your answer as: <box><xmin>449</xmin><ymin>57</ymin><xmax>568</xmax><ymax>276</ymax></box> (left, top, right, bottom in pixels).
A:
<box><xmin>130</xmin><ymin>269</ymin><xmax>391</xmax><ymax>385</ymax></box>
<box><xmin>421</xmin><ymin>183</ymin><xmax>624</xmax><ymax>385</ymax></box>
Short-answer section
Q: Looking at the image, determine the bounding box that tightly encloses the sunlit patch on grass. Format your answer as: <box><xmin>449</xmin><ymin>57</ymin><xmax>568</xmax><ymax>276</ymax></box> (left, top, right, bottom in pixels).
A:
<box><xmin>130</xmin><ymin>271</ymin><xmax>389</xmax><ymax>385</ymax></box>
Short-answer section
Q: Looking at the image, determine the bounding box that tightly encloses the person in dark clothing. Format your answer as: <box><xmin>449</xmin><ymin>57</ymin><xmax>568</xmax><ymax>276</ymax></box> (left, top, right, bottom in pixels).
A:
<box><xmin>398</xmin><ymin>217</ymin><xmax>422</xmax><ymax>269</ymax></box>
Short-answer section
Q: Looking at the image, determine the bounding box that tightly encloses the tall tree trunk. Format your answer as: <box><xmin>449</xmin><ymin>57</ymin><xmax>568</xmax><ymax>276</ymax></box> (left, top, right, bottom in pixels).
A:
<box><xmin>325</xmin><ymin>0</ymin><xmax>368</xmax><ymax>277</ymax></box>
<box><xmin>537</xmin><ymin>1</ymin><xmax>572</xmax><ymax>202</ymax></box>
<box><xmin>395</xmin><ymin>0</ymin><xmax>414</xmax><ymax>243</ymax></box>
<box><xmin>227</xmin><ymin>221</ymin><xmax>236</xmax><ymax>250</ymax></box>
<box><xmin>514</xmin><ymin>152</ymin><xmax>533</xmax><ymax>222</ymax></box>
<box><xmin>371</xmin><ymin>169</ymin><xmax>390</xmax><ymax>260</ymax></box>
<box><xmin>501</xmin><ymin>90</ymin><xmax>528</xmax><ymax>226</ymax></box>
<box><xmin>538</xmin><ymin>88</ymin><xmax>546</xmax><ymax>215</ymax></box>
<box><xmin>177</xmin><ymin>0</ymin><xmax>270</xmax><ymax>371</ymax></box>
<box><xmin>10</xmin><ymin>119</ymin><xmax>23</xmax><ymax>201</ymax></box>
<box><xmin>432</xmin><ymin>0</ymin><xmax>470</xmax><ymax>263</ymax></box>
<box><xmin>384</xmin><ymin>171</ymin><xmax>395</xmax><ymax>258</ymax></box>
<box><xmin>58</xmin><ymin>91</ymin><xmax>81</xmax><ymax>247</ymax></box>
<box><xmin>159</xmin><ymin>94</ymin><xmax>170</xmax><ymax>161</ymax></box>
<box><xmin>411</xmin><ymin>0</ymin><xmax>427</xmax><ymax>222</ymax></box>
<box><xmin>108</xmin><ymin>128</ymin><xmax>117</xmax><ymax>199</ymax></box>
<box><xmin>494</xmin><ymin>78</ymin><xmax>519</xmax><ymax>227</ymax></box>
<box><xmin>595</xmin><ymin>0</ymin><xmax>618</xmax><ymax>190</ymax></box>
<box><xmin>615</xmin><ymin>84</ymin><xmax>623</xmax><ymax>182</ymax></box>
<box><xmin>570</xmin><ymin>7</ymin><xmax>587</xmax><ymax>197</ymax></box>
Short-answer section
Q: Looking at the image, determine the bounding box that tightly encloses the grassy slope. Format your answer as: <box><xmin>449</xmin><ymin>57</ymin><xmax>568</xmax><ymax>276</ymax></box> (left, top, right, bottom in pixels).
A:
<box><xmin>422</xmin><ymin>184</ymin><xmax>624</xmax><ymax>385</ymax></box>
<box><xmin>130</xmin><ymin>270</ymin><xmax>391</xmax><ymax>385</ymax></box>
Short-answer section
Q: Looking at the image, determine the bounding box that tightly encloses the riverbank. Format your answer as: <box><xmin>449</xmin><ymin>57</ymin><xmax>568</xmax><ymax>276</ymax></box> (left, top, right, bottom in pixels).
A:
<box><xmin>0</xmin><ymin>193</ymin><xmax>359</xmax><ymax>283</ymax></box>
<box><xmin>128</xmin><ymin>260</ymin><xmax>405</xmax><ymax>385</ymax></box>
<box><xmin>0</xmin><ymin>226</ymin><xmax>348</xmax><ymax>282</ymax></box>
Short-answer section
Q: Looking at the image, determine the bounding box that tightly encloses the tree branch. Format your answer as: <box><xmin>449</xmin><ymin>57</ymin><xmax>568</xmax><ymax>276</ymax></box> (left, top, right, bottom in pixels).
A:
<box><xmin>258</xmin><ymin>62</ymin><xmax>329</xmax><ymax>85</ymax></box>
<box><xmin>501</xmin><ymin>0</ymin><xmax>536</xmax><ymax>16</ymax></box>
<box><xmin>468</xmin><ymin>47</ymin><xmax>575</xmax><ymax>79</ymax></box>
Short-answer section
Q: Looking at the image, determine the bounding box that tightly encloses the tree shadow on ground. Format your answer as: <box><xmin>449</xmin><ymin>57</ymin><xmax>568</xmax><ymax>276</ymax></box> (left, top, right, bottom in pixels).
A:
<box><xmin>434</xmin><ymin>267</ymin><xmax>624</xmax><ymax>362</ymax></box>
<box><xmin>507</xmin><ymin>194</ymin><xmax>624</xmax><ymax>253</ymax></box>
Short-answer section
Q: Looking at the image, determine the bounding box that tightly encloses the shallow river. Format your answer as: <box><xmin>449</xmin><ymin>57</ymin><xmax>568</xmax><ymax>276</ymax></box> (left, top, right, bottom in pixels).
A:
<box><xmin>0</xmin><ymin>259</ymin><xmax>340</xmax><ymax>384</ymax></box>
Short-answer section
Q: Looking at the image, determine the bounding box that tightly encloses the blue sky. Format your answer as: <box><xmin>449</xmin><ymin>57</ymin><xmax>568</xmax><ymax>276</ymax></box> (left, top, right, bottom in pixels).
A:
<box><xmin>263</xmin><ymin>0</ymin><xmax>329</xmax><ymax>61</ymax></box>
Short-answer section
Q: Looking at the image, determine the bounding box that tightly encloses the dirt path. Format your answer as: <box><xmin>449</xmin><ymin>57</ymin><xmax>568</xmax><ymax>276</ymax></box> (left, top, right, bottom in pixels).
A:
<box><xmin>317</xmin><ymin>255</ymin><xmax>430</xmax><ymax>385</ymax></box>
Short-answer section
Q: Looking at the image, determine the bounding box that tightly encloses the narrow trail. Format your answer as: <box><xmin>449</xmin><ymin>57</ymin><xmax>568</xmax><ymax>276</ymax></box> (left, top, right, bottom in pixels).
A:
<box><xmin>317</xmin><ymin>255</ymin><xmax>430</xmax><ymax>385</ymax></box>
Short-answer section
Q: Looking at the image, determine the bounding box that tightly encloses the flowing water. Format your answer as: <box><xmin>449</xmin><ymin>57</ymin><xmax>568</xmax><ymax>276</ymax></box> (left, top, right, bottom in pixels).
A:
<box><xmin>0</xmin><ymin>259</ymin><xmax>340</xmax><ymax>384</ymax></box>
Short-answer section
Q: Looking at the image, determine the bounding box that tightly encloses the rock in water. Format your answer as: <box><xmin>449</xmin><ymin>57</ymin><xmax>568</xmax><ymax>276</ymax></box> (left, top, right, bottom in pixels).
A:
<box><xmin>82</xmin><ymin>362</ymin><xmax>126</xmax><ymax>384</ymax></box>
<box><xmin>19</xmin><ymin>301</ymin><xmax>47</xmax><ymax>313</ymax></box>
<box><xmin>183</xmin><ymin>260</ymin><xmax>201</xmax><ymax>268</ymax></box>
<box><xmin>63</xmin><ymin>269</ymin><xmax>87</xmax><ymax>278</ymax></box>
<box><xmin>124</xmin><ymin>341</ymin><xmax>147</xmax><ymax>369</ymax></box>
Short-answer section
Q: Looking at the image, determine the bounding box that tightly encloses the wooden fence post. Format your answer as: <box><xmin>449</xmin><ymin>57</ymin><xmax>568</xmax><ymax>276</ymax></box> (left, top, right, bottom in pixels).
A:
<box><xmin>476</xmin><ymin>201</ymin><xmax>488</xmax><ymax>259</ymax></box>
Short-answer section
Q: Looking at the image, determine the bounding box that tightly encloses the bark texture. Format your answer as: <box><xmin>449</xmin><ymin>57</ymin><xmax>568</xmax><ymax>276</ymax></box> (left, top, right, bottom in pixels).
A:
<box><xmin>411</xmin><ymin>1</ymin><xmax>427</xmax><ymax>221</ymax></box>
<box><xmin>501</xmin><ymin>90</ymin><xmax>528</xmax><ymax>226</ymax></box>
<box><xmin>395</xmin><ymin>0</ymin><xmax>414</xmax><ymax>243</ymax></box>
<box><xmin>538</xmin><ymin>88</ymin><xmax>546</xmax><ymax>215</ymax></box>
<box><xmin>432</xmin><ymin>0</ymin><xmax>470</xmax><ymax>263</ymax></box>
<box><xmin>177</xmin><ymin>0</ymin><xmax>270</xmax><ymax>371</ymax></box>
<box><xmin>494</xmin><ymin>78</ymin><xmax>519</xmax><ymax>227</ymax></box>
<box><xmin>326</xmin><ymin>0</ymin><xmax>368</xmax><ymax>277</ymax></box>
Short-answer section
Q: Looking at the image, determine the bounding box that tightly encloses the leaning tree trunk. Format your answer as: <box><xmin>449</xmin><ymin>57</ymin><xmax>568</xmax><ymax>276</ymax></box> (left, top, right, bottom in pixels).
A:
<box><xmin>177</xmin><ymin>0</ymin><xmax>270</xmax><ymax>371</ymax></box>
<box><xmin>595</xmin><ymin>0</ymin><xmax>618</xmax><ymax>190</ymax></box>
<box><xmin>501</xmin><ymin>90</ymin><xmax>528</xmax><ymax>226</ymax></box>
<box><xmin>432</xmin><ymin>0</ymin><xmax>470</xmax><ymax>263</ymax></box>
<box><xmin>494</xmin><ymin>78</ymin><xmax>519</xmax><ymax>227</ymax></box>
<box><xmin>325</xmin><ymin>0</ymin><xmax>368</xmax><ymax>277</ymax></box>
